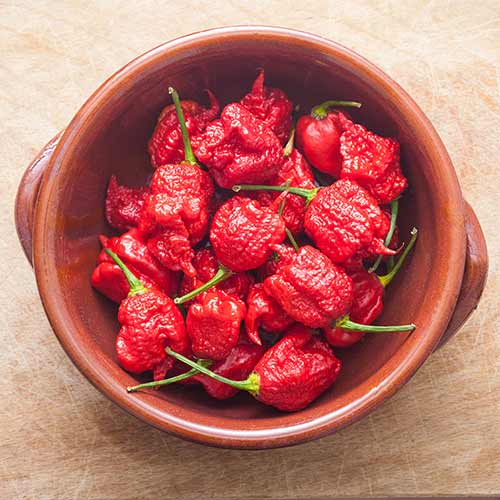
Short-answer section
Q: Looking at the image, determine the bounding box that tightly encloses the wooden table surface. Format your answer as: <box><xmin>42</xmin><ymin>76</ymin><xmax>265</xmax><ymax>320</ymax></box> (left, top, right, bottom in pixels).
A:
<box><xmin>2</xmin><ymin>1</ymin><xmax>499</xmax><ymax>498</ymax></box>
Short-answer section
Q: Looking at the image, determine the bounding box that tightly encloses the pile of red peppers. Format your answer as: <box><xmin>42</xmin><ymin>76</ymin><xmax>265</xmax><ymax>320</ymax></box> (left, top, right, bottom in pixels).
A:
<box><xmin>91</xmin><ymin>71</ymin><xmax>418</xmax><ymax>412</ymax></box>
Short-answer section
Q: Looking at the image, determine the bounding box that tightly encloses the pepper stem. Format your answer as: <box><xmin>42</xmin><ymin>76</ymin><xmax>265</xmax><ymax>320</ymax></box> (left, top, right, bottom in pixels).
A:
<box><xmin>378</xmin><ymin>228</ymin><xmax>418</xmax><ymax>287</ymax></box>
<box><xmin>174</xmin><ymin>265</ymin><xmax>233</xmax><ymax>304</ymax></box>
<box><xmin>335</xmin><ymin>315</ymin><xmax>415</xmax><ymax>333</ymax></box>
<box><xmin>168</xmin><ymin>86</ymin><xmax>197</xmax><ymax>166</ymax></box>
<box><xmin>369</xmin><ymin>199</ymin><xmax>399</xmax><ymax>273</ymax></box>
<box><xmin>233</xmin><ymin>184</ymin><xmax>318</xmax><ymax>204</ymax></box>
<box><xmin>126</xmin><ymin>359</ymin><xmax>212</xmax><ymax>392</ymax></box>
<box><xmin>311</xmin><ymin>100</ymin><xmax>362</xmax><ymax>119</ymax></box>
<box><xmin>105</xmin><ymin>249</ymin><xmax>147</xmax><ymax>296</ymax></box>
<box><xmin>166</xmin><ymin>348</ymin><xmax>260</xmax><ymax>395</ymax></box>
<box><xmin>283</xmin><ymin>128</ymin><xmax>295</xmax><ymax>157</ymax></box>
<box><xmin>286</xmin><ymin>228</ymin><xmax>299</xmax><ymax>252</ymax></box>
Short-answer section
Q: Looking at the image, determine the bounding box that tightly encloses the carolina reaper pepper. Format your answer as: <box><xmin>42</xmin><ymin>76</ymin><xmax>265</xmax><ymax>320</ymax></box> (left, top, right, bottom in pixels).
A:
<box><xmin>166</xmin><ymin>325</ymin><xmax>342</xmax><ymax>412</ymax></box>
<box><xmin>210</xmin><ymin>195</ymin><xmax>286</xmax><ymax>272</ymax></box>
<box><xmin>296</xmin><ymin>100</ymin><xmax>361</xmax><ymax>177</ymax></box>
<box><xmin>148</xmin><ymin>90</ymin><xmax>219</xmax><ymax>168</ymax></box>
<box><xmin>139</xmin><ymin>87</ymin><xmax>214</xmax><ymax>276</ymax></box>
<box><xmin>325</xmin><ymin>228</ymin><xmax>418</xmax><ymax>347</ymax></box>
<box><xmin>186</xmin><ymin>289</ymin><xmax>247</xmax><ymax>360</ymax></box>
<box><xmin>240</xmin><ymin>70</ymin><xmax>293</xmax><ymax>144</ymax></box>
<box><xmin>106</xmin><ymin>249</ymin><xmax>188</xmax><ymax>382</ymax></box>
<box><xmin>194</xmin><ymin>103</ymin><xmax>285</xmax><ymax>188</ymax></box>
<box><xmin>105</xmin><ymin>175</ymin><xmax>149</xmax><ymax>232</ymax></box>
<box><xmin>256</xmin><ymin>243</ymin><xmax>296</xmax><ymax>281</ymax></box>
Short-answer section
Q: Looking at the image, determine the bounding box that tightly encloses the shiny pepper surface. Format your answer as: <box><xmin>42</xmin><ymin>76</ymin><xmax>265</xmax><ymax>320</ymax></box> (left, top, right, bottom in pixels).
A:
<box><xmin>245</xmin><ymin>283</ymin><xmax>295</xmax><ymax>345</ymax></box>
<box><xmin>252</xmin><ymin>325</ymin><xmax>341</xmax><ymax>411</ymax></box>
<box><xmin>179</xmin><ymin>247</ymin><xmax>253</xmax><ymax>303</ymax></box>
<box><xmin>148</xmin><ymin>91</ymin><xmax>219</xmax><ymax>168</ymax></box>
<box><xmin>105</xmin><ymin>176</ymin><xmax>149</xmax><ymax>232</ymax></box>
<box><xmin>240</xmin><ymin>70</ymin><xmax>293</xmax><ymax>144</ymax></box>
<box><xmin>264</xmin><ymin>245</ymin><xmax>353</xmax><ymax>328</ymax></box>
<box><xmin>186</xmin><ymin>289</ymin><xmax>246</xmax><ymax>360</ymax></box>
<box><xmin>210</xmin><ymin>196</ymin><xmax>286</xmax><ymax>272</ymax></box>
<box><xmin>194</xmin><ymin>103</ymin><xmax>284</xmax><ymax>189</ymax></box>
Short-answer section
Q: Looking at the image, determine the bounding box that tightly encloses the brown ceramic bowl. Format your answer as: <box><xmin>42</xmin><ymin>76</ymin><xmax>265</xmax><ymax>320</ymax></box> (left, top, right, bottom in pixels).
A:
<box><xmin>16</xmin><ymin>26</ymin><xmax>488</xmax><ymax>449</ymax></box>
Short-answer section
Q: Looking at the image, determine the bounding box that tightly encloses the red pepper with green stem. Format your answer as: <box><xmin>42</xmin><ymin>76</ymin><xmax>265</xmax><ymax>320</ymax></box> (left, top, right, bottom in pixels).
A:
<box><xmin>105</xmin><ymin>249</ymin><xmax>188</xmax><ymax>382</ymax></box>
<box><xmin>296</xmin><ymin>100</ymin><xmax>361</xmax><ymax>177</ymax></box>
<box><xmin>325</xmin><ymin>227</ymin><xmax>418</xmax><ymax>347</ymax></box>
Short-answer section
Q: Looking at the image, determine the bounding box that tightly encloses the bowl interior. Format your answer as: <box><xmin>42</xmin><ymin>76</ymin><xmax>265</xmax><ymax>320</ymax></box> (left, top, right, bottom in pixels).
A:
<box><xmin>35</xmin><ymin>28</ymin><xmax>464</xmax><ymax>446</ymax></box>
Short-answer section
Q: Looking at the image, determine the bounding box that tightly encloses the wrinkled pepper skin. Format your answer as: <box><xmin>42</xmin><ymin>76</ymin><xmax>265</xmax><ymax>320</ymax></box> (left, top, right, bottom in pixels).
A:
<box><xmin>148</xmin><ymin>91</ymin><xmax>219</xmax><ymax>168</ymax></box>
<box><xmin>340</xmin><ymin>123</ymin><xmax>408</xmax><ymax>203</ymax></box>
<box><xmin>117</xmin><ymin>289</ymin><xmax>188</xmax><ymax>381</ymax></box>
<box><xmin>186</xmin><ymin>290</ymin><xmax>246</xmax><ymax>360</ymax></box>
<box><xmin>194</xmin><ymin>103</ymin><xmax>284</xmax><ymax>189</ymax></box>
<box><xmin>105</xmin><ymin>176</ymin><xmax>149</xmax><ymax>232</ymax></box>
<box><xmin>240</xmin><ymin>70</ymin><xmax>293</xmax><ymax>144</ymax></box>
<box><xmin>296</xmin><ymin>111</ymin><xmax>351</xmax><ymax>177</ymax></box>
<box><xmin>264</xmin><ymin>245</ymin><xmax>353</xmax><ymax>328</ymax></box>
<box><xmin>256</xmin><ymin>244</ymin><xmax>296</xmax><ymax>281</ymax></box>
<box><xmin>210</xmin><ymin>196</ymin><xmax>286</xmax><ymax>272</ymax></box>
<box><xmin>323</xmin><ymin>269</ymin><xmax>384</xmax><ymax>347</ymax></box>
<box><xmin>245</xmin><ymin>283</ymin><xmax>295</xmax><ymax>345</ymax></box>
<box><xmin>98</xmin><ymin>229</ymin><xmax>179</xmax><ymax>297</ymax></box>
<box><xmin>304</xmin><ymin>181</ymin><xmax>394</xmax><ymax>264</ymax></box>
<box><xmin>179</xmin><ymin>247</ymin><xmax>253</xmax><ymax>304</ymax></box>
<box><xmin>252</xmin><ymin>325</ymin><xmax>342</xmax><ymax>411</ymax></box>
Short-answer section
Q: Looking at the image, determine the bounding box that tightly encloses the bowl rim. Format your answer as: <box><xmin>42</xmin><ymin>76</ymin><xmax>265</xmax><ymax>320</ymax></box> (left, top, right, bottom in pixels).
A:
<box><xmin>32</xmin><ymin>25</ymin><xmax>466</xmax><ymax>448</ymax></box>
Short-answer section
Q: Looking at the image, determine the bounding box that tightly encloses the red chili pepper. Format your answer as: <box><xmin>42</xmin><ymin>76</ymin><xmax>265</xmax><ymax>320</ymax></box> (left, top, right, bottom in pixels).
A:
<box><xmin>139</xmin><ymin>87</ymin><xmax>214</xmax><ymax>277</ymax></box>
<box><xmin>106</xmin><ymin>249</ymin><xmax>188</xmax><ymax>382</ymax></box>
<box><xmin>105</xmin><ymin>175</ymin><xmax>149</xmax><ymax>232</ymax></box>
<box><xmin>210</xmin><ymin>196</ymin><xmax>286</xmax><ymax>272</ymax></box>
<box><xmin>325</xmin><ymin>228</ymin><xmax>418</xmax><ymax>347</ymax></box>
<box><xmin>296</xmin><ymin>100</ymin><xmax>361</xmax><ymax>177</ymax></box>
<box><xmin>178</xmin><ymin>247</ymin><xmax>254</xmax><ymax>304</ymax></box>
<box><xmin>194</xmin><ymin>103</ymin><xmax>284</xmax><ymax>189</ymax></box>
<box><xmin>256</xmin><ymin>243</ymin><xmax>296</xmax><ymax>281</ymax></box>
<box><xmin>340</xmin><ymin>123</ymin><xmax>408</xmax><ymax>203</ymax></box>
<box><xmin>166</xmin><ymin>325</ymin><xmax>342</xmax><ymax>412</ymax></box>
<box><xmin>186</xmin><ymin>289</ymin><xmax>246</xmax><ymax>360</ymax></box>
<box><xmin>240</xmin><ymin>70</ymin><xmax>293</xmax><ymax>144</ymax></box>
<box><xmin>245</xmin><ymin>282</ymin><xmax>295</xmax><ymax>345</ymax></box>
<box><xmin>233</xmin><ymin>180</ymin><xmax>394</xmax><ymax>265</ymax></box>
<box><xmin>148</xmin><ymin>90</ymin><xmax>219</xmax><ymax>168</ymax></box>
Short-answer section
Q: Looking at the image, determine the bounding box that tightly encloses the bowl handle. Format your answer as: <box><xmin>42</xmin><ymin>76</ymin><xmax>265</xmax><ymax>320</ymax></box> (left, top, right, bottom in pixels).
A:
<box><xmin>15</xmin><ymin>134</ymin><xmax>488</xmax><ymax>348</ymax></box>
<box><xmin>434</xmin><ymin>201</ymin><xmax>488</xmax><ymax>350</ymax></box>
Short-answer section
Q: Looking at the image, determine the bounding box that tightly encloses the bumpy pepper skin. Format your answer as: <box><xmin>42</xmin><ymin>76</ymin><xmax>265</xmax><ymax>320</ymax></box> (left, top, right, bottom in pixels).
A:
<box><xmin>304</xmin><ymin>181</ymin><xmax>394</xmax><ymax>264</ymax></box>
<box><xmin>323</xmin><ymin>269</ymin><xmax>384</xmax><ymax>347</ymax></box>
<box><xmin>98</xmin><ymin>229</ymin><xmax>179</xmax><ymax>297</ymax></box>
<box><xmin>340</xmin><ymin>124</ymin><xmax>407</xmax><ymax>203</ymax></box>
<box><xmin>253</xmin><ymin>325</ymin><xmax>342</xmax><ymax>411</ymax></box>
<box><xmin>245</xmin><ymin>283</ymin><xmax>295</xmax><ymax>345</ymax></box>
<box><xmin>194</xmin><ymin>103</ymin><xmax>284</xmax><ymax>189</ymax></box>
<box><xmin>264</xmin><ymin>245</ymin><xmax>353</xmax><ymax>328</ymax></box>
<box><xmin>179</xmin><ymin>247</ymin><xmax>253</xmax><ymax>303</ymax></box>
<box><xmin>148</xmin><ymin>92</ymin><xmax>219</xmax><ymax>168</ymax></box>
<box><xmin>256</xmin><ymin>244</ymin><xmax>296</xmax><ymax>281</ymax></box>
<box><xmin>296</xmin><ymin>111</ymin><xmax>351</xmax><ymax>177</ymax></box>
<box><xmin>240</xmin><ymin>70</ymin><xmax>293</xmax><ymax>144</ymax></box>
<box><xmin>186</xmin><ymin>290</ymin><xmax>246</xmax><ymax>360</ymax></box>
<box><xmin>117</xmin><ymin>289</ymin><xmax>188</xmax><ymax>381</ymax></box>
<box><xmin>105</xmin><ymin>176</ymin><xmax>149</xmax><ymax>232</ymax></box>
<box><xmin>255</xmin><ymin>149</ymin><xmax>316</xmax><ymax>235</ymax></box>
<box><xmin>210</xmin><ymin>196</ymin><xmax>286</xmax><ymax>272</ymax></box>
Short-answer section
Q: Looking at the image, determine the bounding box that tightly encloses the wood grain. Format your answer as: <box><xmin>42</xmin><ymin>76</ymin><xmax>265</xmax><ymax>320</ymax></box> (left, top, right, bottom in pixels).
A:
<box><xmin>1</xmin><ymin>0</ymin><xmax>498</xmax><ymax>497</ymax></box>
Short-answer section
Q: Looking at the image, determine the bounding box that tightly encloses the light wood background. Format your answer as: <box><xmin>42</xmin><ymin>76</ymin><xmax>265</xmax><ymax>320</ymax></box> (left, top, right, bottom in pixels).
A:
<box><xmin>1</xmin><ymin>1</ymin><xmax>499</xmax><ymax>498</ymax></box>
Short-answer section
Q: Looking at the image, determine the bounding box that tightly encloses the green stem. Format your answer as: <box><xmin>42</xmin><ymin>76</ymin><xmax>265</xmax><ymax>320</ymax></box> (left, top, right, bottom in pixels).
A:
<box><xmin>283</xmin><ymin>128</ymin><xmax>295</xmax><ymax>157</ymax></box>
<box><xmin>369</xmin><ymin>199</ymin><xmax>399</xmax><ymax>273</ymax></box>
<box><xmin>126</xmin><ymin>360</ymin><xmax>212</xmax><ymax>392</ymax></box>
<box><xmin>105</xmin><ymin>249</ymin><xmax>147</xmax><ymax>296</ymax></box>
<box><xmin>335</xmin><ymin>315</ymin><xmax>415</xmax><ymax>333</ymax></box>
<box><xmin>378</xmin><ymin>227</ymin><xmax>418</xmax><ymax>287</ymax></box>
<box><xmin>165</xmin><ymin>348</ymin><xmax>260</xmax><ymax>394</ymax></box>
<box><xmin>311</xmin><ymin>99</ymin><xmax>362</xmax><ymax>119</ymax></box>
<box><xmin>233</xmin><ymin>184</ymin><xmax>318</xmax><ymax>204</ymax></box>
<box><xmin>285</xmin><ymin>228</ymin><xmax>299</xmax><ymax>252</ymax></box>
<box><xmin>277</xmin><ymin>180</ymin><xmax>291</xmax><ymax>216</ymax></box>
<box><xmin>174</xmin><ymin>265</ymin><xmax>233</xmax><ymax>304</ymax></box>
<box><xmin>168</xmin><ymin>86</ymin><xmax>197</xmax><ymax>166</ymax></box>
